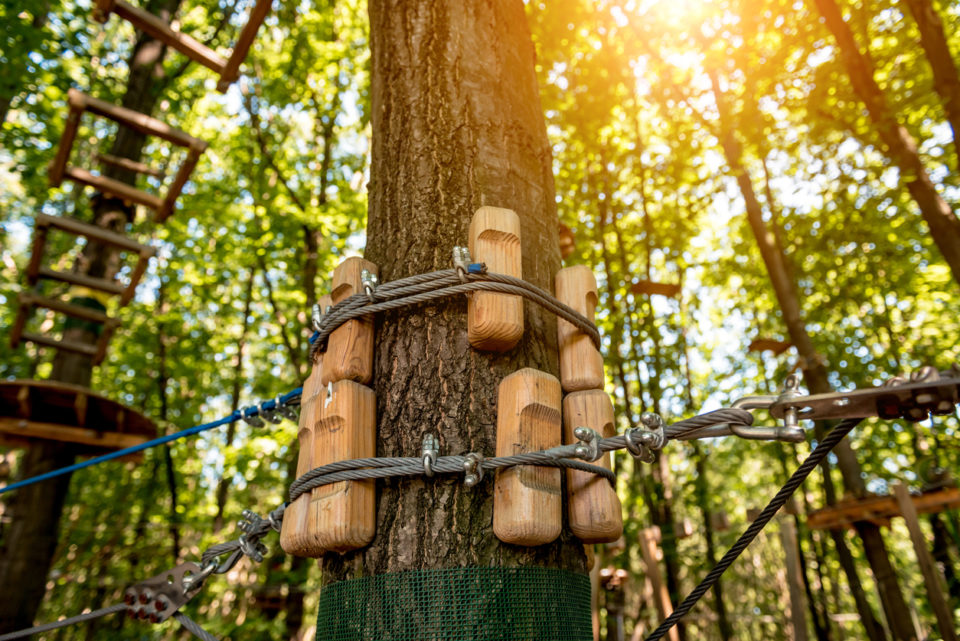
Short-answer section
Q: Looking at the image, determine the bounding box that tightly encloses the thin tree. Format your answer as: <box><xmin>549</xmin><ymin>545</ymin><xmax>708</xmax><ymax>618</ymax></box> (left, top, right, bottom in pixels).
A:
<box><xmin>811</xmin><ymin>0</ymin><xmax>960</xmax><ymax>286</ymax></box>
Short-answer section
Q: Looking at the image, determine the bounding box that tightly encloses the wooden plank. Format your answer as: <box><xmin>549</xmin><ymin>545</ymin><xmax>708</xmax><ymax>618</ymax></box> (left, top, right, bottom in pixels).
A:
<box><xmin>217</xmin><ymin>0</ymin><xmax>273</xmax><ymax>92</ymax></box>
<box><xmin>321</xmin><ymin>257</ymin><xmax>377</xmax><ymax>385</ymax></box>
<box><xmin>110</xmin><ymin>1</ymin><xmax>227</xmax><ymax>75</ymax></box>
<box><xmin>0</xmin><ymin>417</ymin><xmax>147</xmax><ymax>450</ymax></box>
<box><xmin>38</xmin><ymin>212</ymin><xmax>153</xmax><ymax>254</ymax></box>
<box><xmin>807</xmin><ymin>487</ymin><xmax>960</xmax><ymax>530</ymax></box>
<box><xmin>19</xmin><ymin>293</ymin><xmax>111</xmax><ymax>324</ymax></box>
<box><xmin>75</xmin><ymin>88</ymin><xmax>206</xmax><ymax>150</ymax></box>
<box><xmin>92</xmin><ymin>0</ymin><xmax>116</xmax><ymax>22</ymax></box>
<box><xmin>494</xmin><ymin>368</ymin><xmax>562</xmax><ymax>546</ymax></box>
<box><xmin>631</xmin><ymin>280</ymin><xmax>681</xmax><ymax>298</ymax></box>
<box><xmin>556</xmin><ymin>265</ymin><xmax>604</xmax><ymax>392</ymax></box>
<box><xmin>468</xmin><ymin>206</ymin><xmax>524</xmax><ymax>351</ymax></box>
<box><xmin>64</xmin><ymin>166</ymin><xmax>164</xmax><ymax>210</ymax></box>
<box><xmin>20</xmin><ymin>332</ymin><xmax>97</xmax><ymax>357</ymax></box>
<box><xmin>37</xmin><ymin>266</ymin><xmax>124</xmax><ymax>296</ymax></box>
<box><xmin>780</xmin><ymin>518</ymin><xmax>809</xmax><ymax>641</ymax></box>
<box><xmin>893</xmin><ymin>483</ymin><xmax>959</xmax><ymax>641</ymax></box>
<box><xmin>48</xmin><ymin>93</ymin><xmax>84</xmax><ymax>186</ymax></box>
<box><xmin>94</xmin><ymin>152</ymin><xmax>165</xmax><ymax>179</ymax></box>
<box><xmin>749</xmin><ymin>338</ymin><xmax>793</xmax><ymax>356</ymax></box>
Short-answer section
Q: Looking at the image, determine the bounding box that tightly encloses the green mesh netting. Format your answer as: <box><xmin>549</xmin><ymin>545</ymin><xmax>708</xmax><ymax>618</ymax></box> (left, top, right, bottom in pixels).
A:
<box><xmin>316</xmin><ymin>566</ymin><xmax>592</xmax><ymax>641</ymax></box>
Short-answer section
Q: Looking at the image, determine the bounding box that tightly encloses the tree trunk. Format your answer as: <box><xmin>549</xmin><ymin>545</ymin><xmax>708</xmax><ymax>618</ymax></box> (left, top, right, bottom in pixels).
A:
<box><xmin>693</xmin><ymin>443</ymin><xmax>734</xmax><ymax>640</ymax></box>
<box><xmin>317</xmin><ymin>0</ymin><xmax>587</xmax><ymax>636</ymax></box>
<box><xmin>706</xmin><ymin>67</ymin><xmax>909</xmax><ymax>641</ymax></box>
<box><xmin>0</xmin><ymin>0</ymin><xmax>181</xmax><ymax>631</ymax></box>
<box><xmin>902</xmin><ymin>0</ymin><xmax>960</xmax><ymax>170</ymax></box>
<box><xmin>812</xmin><ymin>0</ymin><xmax>960</xmax><ymax>286</ymax></box>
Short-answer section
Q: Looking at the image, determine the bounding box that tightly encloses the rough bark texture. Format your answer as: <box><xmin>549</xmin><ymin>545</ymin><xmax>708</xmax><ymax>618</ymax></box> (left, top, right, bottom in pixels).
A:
<box><xmin>322</xmin><ymin>0</ymin><xmax>585</xmax><ymax>586</ymax></box>
<box><xmin>0</xmin><ymin>0</ymin><xmax>179</xmax><ymax>630</ymax></box>
<box><xmin>812</xmin><ymin>0</ymin><xmax>960</xmax><ymax>286</ymax></box>
<box><xmin>706</xmin><ymin>67</ymin><xmax>909</xmax><ymax>641</ymax></box>
<box><xmin>902</xmin><ymin>0</ymin><xmax>960</xmax><ymax>170</ymax></box>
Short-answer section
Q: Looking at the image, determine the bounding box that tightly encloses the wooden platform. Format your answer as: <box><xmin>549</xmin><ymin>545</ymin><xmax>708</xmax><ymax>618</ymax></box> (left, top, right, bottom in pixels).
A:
<box><xmin>93</xmin><ymin>0</ymin><xmax>273</xmax><ymax>92</ymax></box>
<box><xmin>806</xmin><ymin>486</ymin><xmax>960</xmax><ymax>530</ymax></box>
<box><xmin>49</xmin><ymin>89</ymin><xmax>207</xmax><ymax>221</ymax></box>
<box><xmin>0</xmin><ymin>380</ymin><xmax>156</xmax><ymax>456</ymax></box>
<box><xmin>631</xmin><ymin>279</ymin><xmax>681</xmax><ymax>298</ymax></box>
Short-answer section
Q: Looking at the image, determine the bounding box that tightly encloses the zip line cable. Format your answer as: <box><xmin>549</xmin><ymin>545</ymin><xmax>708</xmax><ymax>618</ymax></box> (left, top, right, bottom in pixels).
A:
<box><xmin>0</xmin><ymin>387</ymin><xmax>303</xmax><ymax>496</ymax></box>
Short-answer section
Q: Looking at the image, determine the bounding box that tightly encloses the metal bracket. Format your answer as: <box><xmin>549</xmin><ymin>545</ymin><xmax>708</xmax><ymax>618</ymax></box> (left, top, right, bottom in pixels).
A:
<box><xmin>361</xmin><ymin>270</ymin><xmax>379</xmax><ymax>302</ymax></box>
<box><xmin>275</xmin><ymin>394</ymin><xmax>298</xmax><ymax>422</ymax></box>
<box><xmin>124</xmin><ymin>562</ymin><xmax>205</xmax><ymax>623</ymax></box>
<box><xmin>241</xmin><ymin>406</ymin><xmax>264</xmax><ymax>428</ymax></box>
<box><xmin>769</xmin><ymin>373</ymin><xmax>960</xmax><ymax>423</ymax></box>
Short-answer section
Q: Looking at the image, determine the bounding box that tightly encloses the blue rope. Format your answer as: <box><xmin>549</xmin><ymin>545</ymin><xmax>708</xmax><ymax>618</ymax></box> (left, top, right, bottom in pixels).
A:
<box><xmin>0</xmin><ymin>387</ymin><xmax>303</xmax><ymax>496</ymax></box>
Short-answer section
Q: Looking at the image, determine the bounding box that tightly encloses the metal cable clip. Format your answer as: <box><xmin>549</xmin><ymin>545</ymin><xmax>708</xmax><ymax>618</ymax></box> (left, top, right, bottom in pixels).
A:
<box><xmin>463</xmin><ymin>452</ymin><xmax>485</xmax><ymax>487</ymax></box>
<box><xmin>453</xmin><ymin>246</ymin><xmax>472</xmax><ymax>283</ymax></box>
<box><xmin>624</xmin><ymin>412</ymin><xmax>665</xmax><ymax>464</ymax></box>
<box><xmin>361</xmin><ymin>269</ymin><xmax>379</xmax><ymax>302</ymax></box>
<box><xmin>125</xmin><ymin>562</ymin><xmax>206</xmax><ymax>623</ymax></box>
<box><xmin>422</xmin><ymin>434</ymin><xmax>439</xmax><ymax>477</ymax></box>
<box><xmin>258</xmin><ymin>402</ymin><xmax>283</xmax><ymax>425</ymax></box>
<box><xmin>572</xmin><ymin>427</ymin><xmax>602</xmax><ymax>462</ymax></box>
<box><xmin>275</xmin><ymin>394</ymin><xmax>298</xmax><ymax>422</ymax></box>
<box><xmin>241</xmin><ymin>406</ymin><xmax>264</xmax><ymax>428</ymax></box>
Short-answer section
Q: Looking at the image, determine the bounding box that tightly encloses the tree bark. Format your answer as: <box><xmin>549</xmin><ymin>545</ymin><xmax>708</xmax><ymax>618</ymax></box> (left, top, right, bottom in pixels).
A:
<box><xmin>706</xmin><ymin>66</ymin><xmax>910</xmax><ymax>641</ymax></box>
<box><xmin>319</xmin><ymin>0</ymin><xmax>586</xmax><ymax>632</ymax></box>
<box><xmin>902</xmin><ymin>0</ymin><xmax>960</xmax><ymax>170</ymax></box>
<box><xmin>0</xmin><ymin>0</ymin><xmax>181</xmax><ymax>631</ymax></box>
<box><xmin>812</xmin><ymin>0</ymin><xmax>960</xmax><ymax>286</ymax></box>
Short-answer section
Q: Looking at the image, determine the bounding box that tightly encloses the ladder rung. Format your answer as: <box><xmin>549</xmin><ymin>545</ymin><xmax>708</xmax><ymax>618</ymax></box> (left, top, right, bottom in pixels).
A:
<box><xmin>35</xmin><ymin>213</ymin><xmax>154</xmax><ymax>255</ymax></box>
<box><xmin>21</xmin><ymin>332</ymin><xmax>98</xmax><ymax>357</ymax></box>
<box><xmin>19</xmin><ymin>293</ymin><xmax>113</xmax><ymax>324</ymax></box>
<box><xmin>36</xmin><ymin>267</ymin><xmax>125</xmax><ymax>296</ymax></box>
<box><xmin>64</xmin><ymin>167</ymin><xmax>163</xmax><ymax>211</ymax></box>
<box><xmin>94</xmin><ymin>152</ymin><xmax>165</xmax><ymax>179</ymax></box>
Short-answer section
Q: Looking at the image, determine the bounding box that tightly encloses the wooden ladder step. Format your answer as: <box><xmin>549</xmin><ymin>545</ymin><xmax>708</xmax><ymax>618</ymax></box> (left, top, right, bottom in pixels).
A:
<box><xmin>63</xmin><ymin>167</ymin><xmax>164</xmax><ymax>211</ymax></box>
<box><xmin>20</xmin><ymin>332</ymin><xmax>98</xmax><ymax>357</ymax></box>
<box><xmin>19</xmin><ymin>293</ymin><xmax>113</xmax><ymax>324</ymax></box>
<box><xmin>34</xmin><ymin>267</ymin><xmax>125</xmax><ymax>296</ymax></box>
<box><xmin>94</xmin><ymin>152</ymin><xmax>165</xmax><ymax>179</ymax></box>
<box><xmin>35</xmin><ymin>213</ymin><xmax>154</xmax><ymax>255</ymax></box>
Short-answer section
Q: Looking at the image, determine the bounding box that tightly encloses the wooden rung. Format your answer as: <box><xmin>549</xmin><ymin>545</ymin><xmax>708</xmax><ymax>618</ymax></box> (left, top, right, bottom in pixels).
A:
<box><xmin>563</xmin><ymin>390</ymin><xmax>622</xmax><ymax>543</ymax></box>
<box><xmin>36</xmin><ymin>267</ymin><xmax>125</xmax><ymax>296</ymax></box>
<box><xmin>806</xmin><ymin>486</ymin><xmax>960</xmax><ymax>530</ymax></box>
<box><xmin>35</xmin><ymin>213</ymin><xmax>155</xmax><ymax>255</ymax></box>
<box><xmin>321</xmin><ymin>257</ymin><xmax>378</xmax><ymax>386</ymax></box>
<box><xmin>468</xmin><ymin>207</ymin><xmax>524</xmax><ymax>351</ymax></box>
<box><xmin>68</xmin><ymin>89</ymin><xmax>206</xmax><ymax>152</ymax></box>
<box><xmin>20</xmin><ymin>332</ymin><xmax>98</xmax><ymax>357</ymax></box>
<box><xmin>104</xmin><ymin>1</ymin><xmax>227</xmax><ymax>75</ymax></box>
<box><xmin>157</xmin><ymin>147</ymin><xmax>202</xmax><ymax>222</ymax></box>
<box><xmin>19</xmin><ymin>293</ymin><xmax>111</xmax><ymax>324</ymax></box>
<box><xmin>631</xmin><ymin>280</ymin><xmax>681</xmax><ymax>298</ymax></box>
<box><xmin>94</xmin><ymin>152</ymin><xmax>165</xmax><ymax>179</ymax></box>
<box><xmin>216</xmin><ymin>0</ymin><xmax>274</xmax><ymax>92</ymax></box>
<box><xmin>494</xmin><ymin>368</ymin><xmax>562</xmax><ymax>546</ymax></box>
<box><xmin>556</xmin><ymin>265</ymin><xmax>604</xmax><ymax>392</ymax></box>
<box><xmin>749</xmin><ymin>338</ymin><xmax>793</xmax><ymax>356</ymax></box>
<box><xmin>0</xmin><ymin>417</ymin><xmax>146</xmax><ymax>450</ymax></box>
<box><xmin>63</xmin><ymin>167</ymin><xmax>164</xmax><ymax>211</ymax></box>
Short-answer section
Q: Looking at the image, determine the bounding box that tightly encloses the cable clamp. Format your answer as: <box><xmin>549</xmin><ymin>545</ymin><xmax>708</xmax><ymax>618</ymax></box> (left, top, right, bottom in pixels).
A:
<box><xmin>463</xmin><ymin>452</ymin><xmax>485</xmax><ymax>487</ymax></box>
<box><xmin>275</xmin><ymin>394</ymin><xmax>298</xmax><ymax>422</ymax></box>
<box><xmin>452</xmin><ymin>246</ymin><xmax>472</xmax><ymax>283</ymax></box>
<box><xmin>361</xmin><ymin>269</ymin><xmax>379</xmax><ymax>302</ymax></box>
<box><xmin>241</xmin><ymin>406</ymin><xmax>264</xmax><ymax>428</ymax></box>
<box><xmin>572</xmin><ymin>427</ymin><xmax>602</xmax><ymax>462</ymax></box>
<box><xmin>625</xmin><ymin>412</ymin><xmax>665</xmax><ymax>464</ymax></box>
<box><xmin>422</xmin><ymin>433</ymin><xmax>439</xmax><ymax>477</ymax></box>
<box><xmin>125</xmin><ymin>562</ymin><xmax>205</xmax><ymax>623</ymax></box>
<box><xmin>258</xmin><ymin>401</ymin><xmax>283</xmax><ymax>425</ymax></box>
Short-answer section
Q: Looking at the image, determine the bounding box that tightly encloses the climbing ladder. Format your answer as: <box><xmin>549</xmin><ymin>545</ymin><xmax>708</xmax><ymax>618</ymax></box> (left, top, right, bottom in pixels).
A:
<box><xmin>49</xmin><ymin>89</ymin><xmax>207</xmax><ymax>222</ymax></box>
<box><xmin>9</xmin><ymin>213</ymin><xmax>155</xmax><ymax>365</ymax></box>
<box><xmin>93</xmin><ymin>0</ymin><xmax>274</xmax><ymax>92</ymax></box>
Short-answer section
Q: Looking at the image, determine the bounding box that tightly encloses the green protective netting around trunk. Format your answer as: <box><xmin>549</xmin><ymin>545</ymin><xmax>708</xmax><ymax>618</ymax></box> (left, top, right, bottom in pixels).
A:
<box><xmin>315</xmin><ymin>565</ymin><xmax>592</xmax><ymax>641</ymax></box>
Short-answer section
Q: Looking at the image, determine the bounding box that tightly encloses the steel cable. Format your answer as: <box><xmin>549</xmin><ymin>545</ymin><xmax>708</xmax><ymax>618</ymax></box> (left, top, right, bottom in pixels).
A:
<box><xmin>0</xmin><ymin>604</ymin><xmax>127</xmax><ymax>640</ymax></box>
<box><xmin>644</xmin><ymin>417</ymin><xmax>863</xmax><ymax>641</ymax></box>
<box><xmin>173</xmin><ymin>612</ymin><xmax>220</xmax><ymax>641</ymax></box>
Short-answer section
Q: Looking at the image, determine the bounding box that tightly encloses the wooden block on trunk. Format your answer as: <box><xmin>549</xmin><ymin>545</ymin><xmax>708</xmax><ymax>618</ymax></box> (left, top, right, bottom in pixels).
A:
<box><xmin>321</xmin><ymin>257</ymin><xmax>377</xmax><ymax>385</ymax></box>
<box><xmin>280</xmin><ymin>296</ymin><xmax>331</xmax><ymax>556</ymax></box>
<box><xmin>494</xmin><ymin>368</ymin><xmax>562</xmax><ymax>546</ymax></box>
<box><xmin>303</xmin><ymin>379</ymin><xmax>376</xmax><ymax>554</ymax></box>
<box><xmin>556</xmin><ymin>265</ymin><xmax>604</xmax><ymax>391</ymax></box>
<box><xmin>563</xmin><ymin>389</ymin><xmax>623</xmax><ymax>543</ymax></box>
<box><xmin>468</xmin><ymin>206</ymin><xmax>523</xmax><ymax>351</ymax></box>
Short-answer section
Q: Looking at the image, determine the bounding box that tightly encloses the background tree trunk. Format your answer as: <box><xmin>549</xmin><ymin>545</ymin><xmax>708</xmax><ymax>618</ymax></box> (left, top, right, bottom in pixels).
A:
<box><xmin>320</xmin><ymin>0</ymin><xmax>587</xmax><ymax>631</ymax></box>
<box><xmin>812</xmin><ymin>0</ymin><xmax>960</xmax><ymax>286</ymax></box>
<box><xmin>0</xmin><ymin>0</ymin><xmax>180</xmax><ymax>630</ymax></box>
